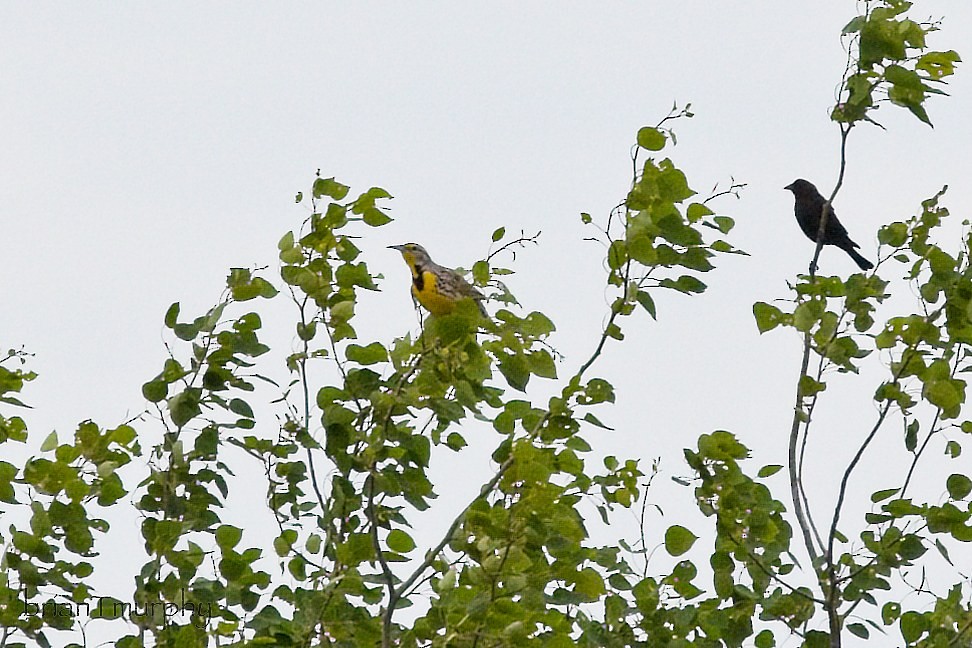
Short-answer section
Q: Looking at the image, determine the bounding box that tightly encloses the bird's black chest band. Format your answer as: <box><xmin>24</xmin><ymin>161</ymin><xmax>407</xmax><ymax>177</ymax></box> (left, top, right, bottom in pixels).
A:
<box><xmin>412</xmin><ymin>264</ymin><xmax>426</xmax><ymax>291</ymax></box>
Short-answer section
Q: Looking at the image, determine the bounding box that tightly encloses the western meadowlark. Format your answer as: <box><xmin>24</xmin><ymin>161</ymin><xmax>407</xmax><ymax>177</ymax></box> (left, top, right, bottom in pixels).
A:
<box><xmin>389</xmin><ymin>243</ymin><xmax>488</xmax><ymax>317</ymax></box>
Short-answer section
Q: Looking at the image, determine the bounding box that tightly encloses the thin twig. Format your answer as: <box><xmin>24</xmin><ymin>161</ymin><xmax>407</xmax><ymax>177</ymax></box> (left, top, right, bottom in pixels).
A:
<box><xmin>485</xmin><ymin>231</ymin><xmax>541</xmax><ymax>264</ymax></box>
<box><xmin>900</xmin><ymin>347</ymin><xmax>954</xmax><ymax>497</ymax></box>
<box><xmin>822</xmin><ymin>346</ymin><xmax>919</xmax><ymax>639</ymax></box>
<box><xmin>393</xmin><ymin>455</ymin><xmax>515</xmax><ymax>604</ymax></box>
<box><xmin>725</xmin><ymin>530</ymin><xmax>825</xmax><ymax>605</ymax></box>
<box><xmin>787</xmin><ymin>331</ymin><xmax>823</xmax><ymax>572</ymax></box>
<box><xmin>296</xmin><ymin>293</ymin><xmax>329</xmax><ymax>516</ymax></box>
<box><xmin>370</xmin><ymin>474</ymin><xmax>398</xmax><ymax>648</ymax></box>
<box><xmin>826</xmin><ymin>396</ymin><xmax>897</xmax><ymax>561</ymax></box>
<box><xmin>809</xmin><ymin>124</ymin><xmax>853</xmax><ymax>278</ymax></box>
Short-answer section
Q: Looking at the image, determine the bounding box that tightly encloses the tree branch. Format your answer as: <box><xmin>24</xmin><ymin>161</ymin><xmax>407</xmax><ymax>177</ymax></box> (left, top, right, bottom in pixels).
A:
<box><xmin>393</xmin><ymin>455</ymin><xmax>515</xmax><ymax>604</ymax></box>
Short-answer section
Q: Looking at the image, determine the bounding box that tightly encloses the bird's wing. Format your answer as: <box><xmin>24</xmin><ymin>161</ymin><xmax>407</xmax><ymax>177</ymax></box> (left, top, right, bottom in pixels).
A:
<box><xmin>457</xmin><ymin>275</ymin><xmax>486</xmax><ymax>300</ymax></box>
<box><xmin>825</xmin><ymin>208</ymin><xmax>852</xmax><ymax>239</ymax></box>
<box><xmin>437</xmin><ymin>266</ymin><xmax>485</xmax><ymax>300</ymax></box>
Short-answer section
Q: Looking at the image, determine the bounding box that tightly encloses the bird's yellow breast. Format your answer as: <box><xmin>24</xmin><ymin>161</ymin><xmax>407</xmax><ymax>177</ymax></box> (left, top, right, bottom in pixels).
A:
<box><xmin>411</xmin><ymin>270</ymin><xmax>457</xmax><ymax>316</ymax></box>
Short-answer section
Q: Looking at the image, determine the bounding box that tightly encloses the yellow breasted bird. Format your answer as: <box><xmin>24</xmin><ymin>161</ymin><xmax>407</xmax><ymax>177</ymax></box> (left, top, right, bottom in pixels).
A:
<box><xmin>389</xmin><ymin>243</ymin><xmax>488</xmax><ymax>318</ymax></box>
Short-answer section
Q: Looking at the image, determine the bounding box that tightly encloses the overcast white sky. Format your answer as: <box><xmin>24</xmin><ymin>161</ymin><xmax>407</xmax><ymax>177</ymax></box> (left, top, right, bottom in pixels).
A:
<box><xmin>2</xmin><ymin>3</ymin><xmax>971</xmax><ymax>645</ymax></box>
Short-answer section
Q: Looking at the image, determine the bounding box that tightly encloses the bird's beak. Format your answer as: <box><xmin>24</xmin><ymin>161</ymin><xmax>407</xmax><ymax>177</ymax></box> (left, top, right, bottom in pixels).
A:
<box><xmin>388</xmin><ymin>245</ymin><xmax>405</xmax><ymax>252</ymax></box>
<box><xmin>783</xmin><ymin>182</ymin><xmax>794</xmax><ymax>191</ymax></box>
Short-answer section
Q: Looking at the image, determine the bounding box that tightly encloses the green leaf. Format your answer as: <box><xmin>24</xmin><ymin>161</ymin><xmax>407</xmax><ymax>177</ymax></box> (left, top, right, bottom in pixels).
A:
<box><xmin>886</xmin><ymin>64</ymin><xmax>922</xmax><ymax>90</ymax></box>
<box><xmin>313</xmin><ymin>177</ymin><xmax>350</xmax><ymax>200</ymax></box>
<box><xmin>848</xmin><ymin>623</ymin><xmax>869</xmax><ymax>639</ymax></box>
<box><xmin>934</xmin><ymin>539</ymin><xmax>952</xmax><ymax>565</ymax></box>
<box><xmin>40</xmin><ymin>430</ymin><xmax>58</xmax><ymax>452</ymax></box>
<box><xmin>660</xmin><ymin>275</ymin><xmax>706</xmax><ymax>294</ymax></box>
<box><xmin>472</xmin><ymin>260</ymin><xmax>489</xmax><ymax>286</ymax></box>
<box><xmin>792</xmin><ymin>300</ymin><xmax>823</xmax><ymax>332</ymax></box>
<box><xmin>882</xmin><ymin>601</ymin><xmax>901</xmax><ymax>624</ymax></box>
<box><xmin>335</xmin><ymin>238</ymin><xmax>361</xmax><ymax>261</ymax></box>
<box><xmin>923</xmin><ymin>377</ymin><xmax>964</xmax><ymax>415</ymax></box>
<box><xmin>898</xmin><ymin>534</ymin><xmax>926</xmax><ymax>560</ymax></box>
<box><xmin>713</xmin><ymin>215</ymin><xmax>735</xmax><ymax>234</ymax></box>
<box><xmin>228</xmin><ymin>270</ymin><xmax>279</xmax><ymax>302</ymax></box>
<box><xmin>870</xmin><ymin>488</ymin><xmax>899</xmax><ymax>503</ymax></box>
<box><xmin>229</xmin><ymin>398</ymin><xmax>254</xmax><ymax>418</ymax></box>
<box><xmin>346</xmin><ymin>342</ymin><xmax>388</xmax><ymax>366</ymax></box>
<box><xmin>164</xmin><ymin>302</ymin><xmax>180</xmax><ymax>328</ymax></box>
<box><xmin>635</xmin><ymin>290</ymin><xmax>656</xmax><ymax>319</ymax></box>
<box><xmin>900</xmin><ymin>610</ymin><xmax>927</xmax><ymax>643</ymax></box>
<box><xmin>362</xmin><ymin>186</ymin><xmax>392</xmax><ymax>200</ymax></box>
<box><xmin>900</xmin><ymin>94</ymin><xmax>932</xmax><ymax>125</ymax></box>
<box><xmin>362</xmin><ymin>207</ymin><xmax>392</xmax><ymax>227</ymax></box>
<box><xmin>335</xmin><ymin>261</ymin><xmax>377</xmax><ymax>291</ymax></box>
<box><xmin>582</xmin><ymin>413</ymin><xmax>612</xmax><ymax>430</ymax></box>
<box><xmin>386</xmin><ymin>529</ymin><xmax>416</xmax><ymax>553</ymax></box>
<box><xmin>280</xmin><ymin>245</ymin><xmax>303</xmax><ymax>264</ymax></box>
<box><xmin>667</xmin><ymin>560</ymin><xmax>702</xmax><ymax>599</ymax></box>
<box><xmin>345</xmin><ymin>368</ymin><xmax>381</xmax><ymax>399</ymax></box>
<box><xmin>216</xmin><ymin>525</ymin><xmax>243</xmax><ymax>550</ymax></box>
<box><xmin>498</xmin><ymin>354</ymin><xmax>530</xmax><ymax>391</ymax></box>
<box><xmin>916</xmin><ymin>50</ymin><xmax>961</xmax><ymax>80</ymax></box>
<box><xmin>664</xmin><ymin>525</ymin><xmax>697</xmax><ymax>556</ymax></box>
<box><xmin>637</xmin><ymin>127</ymin><xmax>666</xmax><ymax>151</ymax></box>
<box><xmin>906</xmin><ymin>420</ymin><xmax>919</xmax><ymax>451</ymax></box>
<box><xmin>173</xmin><ymin>322</ymin><xmax>200</xmax><ymax>341</ymax></box>
<box><xmin>804</xmin><ymin>631</ymin><xmax>829</xmax><ymax>648</ymax></box>
<box><xmin>753</xmin><ymin>302</ymin><xmax>783</xmax><ymax>333</ymax></box>
<box><xmin>527</xmin><ymin>350</ymin><xmax>557</xmax><ymax>379</ymax></box>
<box><xmin>686</xmin><ymin>202</ymin><xmax>714</xmax><ymax>222</ymax></box>
<box><xmin>580</xmin><ymin>378</ymin><xmax>615</xmax><ymax>405</ymax></box>
<box><xmin>757</xmin><ymin>464</ymin><xmax>783</xmax><ymax>478</ymax></box>
<box><xmin>142</xmin><ymin>379</ymin><xmax>168</xmax><ymax>403</ymax></box>
<box><xmin>798</xmin><ymin>374</ymin><xmax>826</xmax><ymax>398</ymax></box>
<box><xmin>842</xmin><ymin>15</ymin><xmax>865</xmax><ymax>34</ymax></box>
<box><xmin>878</xmin><ymin>221</ymin><xmax>908</xmax><ymax>246</ymax></box>
<box><xmin>945</xmin><ymin>440</ymin><xmax>961</xmax><ymax>458</ymax></box>
<box><xmin>491</xmin><ymin>227</ymin><xmax>506</xmax><ymax>242</ymax></box>
<box><xmin>90</xmin><ymin>597</ymin><xmax>125</xmax><ymax>619</ymax></box>
<box><xmin>522</xmin><ymin>312</ymin><xmax>556</xmax><ymax>337</ymax></box>
<box><xmin>336</xmin><ymin>533</ymin><xmax>375</xmax><ymax>565</ymax></box>
<box><xmin>168</xmin><ymin>389</ymin><xmax>201</xmax><ymax>428</ymax></box>
<box><xmin>607</xmin><ymin>240</ymin><xmax>628</xmax><ymax>270</ymax></box>
<box><xmin>296</xmin><ymin>321</ymin><xmax>317</xmax><ymax>341</ymax></box>
<box><xmin>946</xmin><ymin>474</ymin><xmax>972</xmax><ymax>500</ymax></box>
<box><xmin>573</xmin><ymin>567</ymin><xmax>606</xmax><ymax>599</ymax></box>
<box><xmin>288</xmin><ymin>555</ymin><xmax>307</xmax><ymax>578</ymax></box>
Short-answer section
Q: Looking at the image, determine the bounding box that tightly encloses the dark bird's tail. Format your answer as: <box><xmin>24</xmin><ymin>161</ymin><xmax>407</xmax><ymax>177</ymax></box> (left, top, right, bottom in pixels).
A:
<box><xmin>841</xmin><ymin>244</ymin><xmax>874</xmax><ymax>271</ymax></box>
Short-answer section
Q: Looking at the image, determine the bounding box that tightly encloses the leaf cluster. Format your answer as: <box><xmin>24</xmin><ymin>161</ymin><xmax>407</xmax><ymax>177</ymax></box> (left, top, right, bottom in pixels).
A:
<box><xmin>834</xmin><ymin>0</ymin><xmax>960</xmax><ymax>126</ymax></box>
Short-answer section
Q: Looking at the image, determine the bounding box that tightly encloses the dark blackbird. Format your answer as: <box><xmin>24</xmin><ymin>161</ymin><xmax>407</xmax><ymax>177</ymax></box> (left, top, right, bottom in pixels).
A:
<box><xmin>784</xmin><ymin>178</ymin><xmax>873</xmax><ymax>271</ymax></box>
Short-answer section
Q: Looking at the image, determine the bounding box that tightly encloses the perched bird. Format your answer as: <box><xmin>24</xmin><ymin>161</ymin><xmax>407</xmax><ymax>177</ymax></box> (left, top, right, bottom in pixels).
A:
<box><xmin>389</xmin><ymin>243</ymin><xmax>488</xmax><ymax>317</ymax></box>
<box><xmin>784</xmin><ymin>178</ymin><xmax>873</xmax><ymax>271</ymax></box>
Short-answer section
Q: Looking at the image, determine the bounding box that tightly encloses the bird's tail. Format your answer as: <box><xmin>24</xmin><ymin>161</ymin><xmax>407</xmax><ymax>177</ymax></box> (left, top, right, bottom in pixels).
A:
<box><xmin>475</xmin><ymin>298</ymin><xmax>489</xmax><ymax>319</ymax></box>
<box><xmin>842</xmin><ymin>244</ymin><xmax>874</xmax><ymax>271</ymax></box>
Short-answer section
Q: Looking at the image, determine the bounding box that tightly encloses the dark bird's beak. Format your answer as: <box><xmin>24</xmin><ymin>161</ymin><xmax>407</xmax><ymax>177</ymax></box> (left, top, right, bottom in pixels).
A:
<box><xmin>783</xmin><ymin>182</ymin><xmax>794</xmax><ymax>191</ymax></box>
<box><xmin>388</xmin><ymin>244</ymin><xmax>405</xmax><ymax>252</ymax></box>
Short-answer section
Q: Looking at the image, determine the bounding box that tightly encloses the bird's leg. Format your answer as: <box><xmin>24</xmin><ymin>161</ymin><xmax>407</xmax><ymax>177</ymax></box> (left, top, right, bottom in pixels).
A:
<box><xmin>414</xmin><ymin>300</ymin><xmax>431</xmax><ymax>351</ymax></box>
<box><xmin>809</xmin><ymin>202</ymin><xmax>831</xmax><ymax>278</ymax></box>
